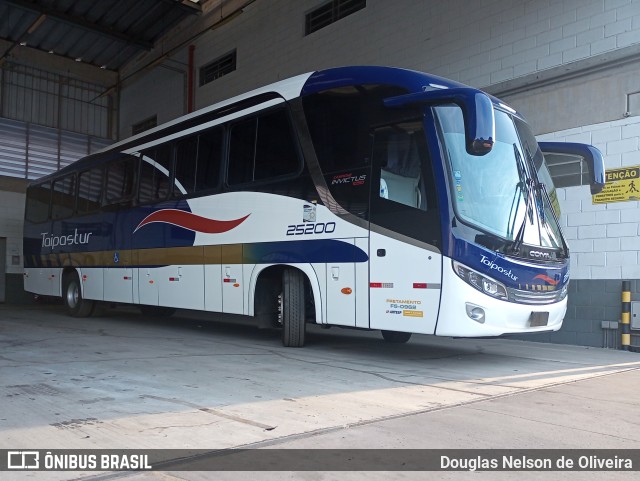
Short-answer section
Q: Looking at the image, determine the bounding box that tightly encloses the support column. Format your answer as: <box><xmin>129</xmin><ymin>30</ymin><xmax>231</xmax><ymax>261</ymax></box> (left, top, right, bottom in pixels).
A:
<box><xmin>621</xmin><ymin>280</ymin><xmax>631</xmax><ymax>351</ymax></box>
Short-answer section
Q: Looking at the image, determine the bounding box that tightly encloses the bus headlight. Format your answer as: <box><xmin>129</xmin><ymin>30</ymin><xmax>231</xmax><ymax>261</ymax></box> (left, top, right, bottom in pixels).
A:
<box><xmin>453</xmin><ymin>261</ymin><xmax>508</xmax><ymax>301</ymax></box>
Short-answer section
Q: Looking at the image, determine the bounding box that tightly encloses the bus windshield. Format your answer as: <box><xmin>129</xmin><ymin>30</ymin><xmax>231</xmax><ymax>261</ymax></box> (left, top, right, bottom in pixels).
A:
<box><xmin>434</xmin><ymin>105</ymin><xmax>565</xmax><ymax>253</ymax></box>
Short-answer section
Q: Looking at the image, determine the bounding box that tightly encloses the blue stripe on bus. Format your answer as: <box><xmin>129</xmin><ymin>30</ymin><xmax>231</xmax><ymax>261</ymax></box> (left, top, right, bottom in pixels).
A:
<box><xmin>244</xmin><ymin>239</ymin><xmax>368</xmax><ymax>264</ymax></box>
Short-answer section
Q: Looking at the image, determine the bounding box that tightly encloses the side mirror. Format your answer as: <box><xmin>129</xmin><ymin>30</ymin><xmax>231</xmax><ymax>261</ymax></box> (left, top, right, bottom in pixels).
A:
<box><xmin>538</xmin><ymin>142</ymin><xmax>606</xmax><ymax>195</ymax></box>
<box><xmin>384</xmin><ymin>88</ymin><xmax>495</xmax><ymax>156</ymax></box>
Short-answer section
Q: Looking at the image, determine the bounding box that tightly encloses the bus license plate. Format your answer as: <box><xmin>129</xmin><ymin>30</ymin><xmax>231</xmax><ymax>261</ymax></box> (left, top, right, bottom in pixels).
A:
<box><xmin>529</xmin><ymin>312</ymin><xmax>549</xmax><ymax>327</ymax></box>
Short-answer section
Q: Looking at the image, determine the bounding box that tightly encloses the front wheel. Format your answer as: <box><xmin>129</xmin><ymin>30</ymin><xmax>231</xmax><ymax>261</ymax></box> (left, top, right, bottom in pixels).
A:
<box><xmin>381</xmin><ymin>330</ymin><xmax>412</xmax><ymax>344</ymax></box>
<box><xmin>63</xmin><ymin>272</ymin><xmax>94</xmax><ymax>317</ymax></box>
<box><xmin>281</xmin><ymin>269</ymin><xmax>306</xmax><ymax>348</ymax></box>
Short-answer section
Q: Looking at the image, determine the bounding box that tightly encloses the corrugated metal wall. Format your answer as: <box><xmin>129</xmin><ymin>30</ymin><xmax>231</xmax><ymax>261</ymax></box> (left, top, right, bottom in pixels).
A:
<box><xmin>0</xmin><ymin>62</ymin><xmax>113</xmax><ymax>180</ymax></box>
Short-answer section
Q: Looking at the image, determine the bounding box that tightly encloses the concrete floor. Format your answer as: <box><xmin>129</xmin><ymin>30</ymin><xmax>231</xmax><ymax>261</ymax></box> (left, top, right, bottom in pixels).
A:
<box><xmin>1</xmin><ymin>304</ymin><xmax>639</xmax><ymax>480</ymax></box>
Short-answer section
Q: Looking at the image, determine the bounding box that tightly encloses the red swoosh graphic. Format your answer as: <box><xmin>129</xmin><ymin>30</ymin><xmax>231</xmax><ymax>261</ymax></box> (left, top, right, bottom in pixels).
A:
<box><xmin>134</xmin><ymin>209</ymin><xmax>250</xmax><ymax>234</ymax></box>
<box><xmin>533</xmin><ymin>274</ymin><xmax>559</xmax><ymax>285</ymax></box>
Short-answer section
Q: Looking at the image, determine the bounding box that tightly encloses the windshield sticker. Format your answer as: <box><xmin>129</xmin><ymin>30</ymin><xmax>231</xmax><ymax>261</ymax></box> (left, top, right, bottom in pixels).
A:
<box><xmin>454</xmin><ymin>171</ymin><xmax>464</xmax><ymax>201</ymax></box>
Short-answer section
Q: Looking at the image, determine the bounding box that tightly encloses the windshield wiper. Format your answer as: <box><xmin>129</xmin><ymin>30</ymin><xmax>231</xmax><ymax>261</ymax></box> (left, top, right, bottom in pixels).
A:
<box><xmin>510</xmin><ymin>144</ymin><xmax>535</xmax><ymax>255</ymax></box>
<box><xmin>522</xmin><ymin>145</ymin><xmax>546</xmax><ymax>225</ymax></box>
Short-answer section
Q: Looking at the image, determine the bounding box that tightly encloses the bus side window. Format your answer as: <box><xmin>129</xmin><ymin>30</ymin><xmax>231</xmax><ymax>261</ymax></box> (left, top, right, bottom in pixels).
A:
<box><xmin>139</xmin><ymin>144</ymin><xmax>173</xmax><ymax>204</ymax></box>
<box><xmin>228</xmin><ymin>117</ymin><xmax>258</xmax><ymax>185</ymax></box>
<box><xmin>373</xmin><ymin>125</ymin><xmax>428</xmax><ymax>211</ymax></box>
<box><xmin>254</xmin><ymin>109</ymin><xmax>300</xmax><ymax>180</ymax></box>
<box><xmin>25</xmin><ymin>182</ymin><xmax>51</xmax><ymax>224</ymax></box>
<box><xmin>228</xmin><ymin>108</ymin><xmax>300</xmax><ymax>186</ymax></box>
<box><xmin>175</xmin><ymin>127</ymin><xmax>223</xmax><ymax>197</ymax></box>
<box><xmin>77</xmin><ymin>167</ymin><xmax>103</xmax><ymax>214</ymax></box>
<box><xmin>105</xmin><ymin>155</ymin><xmax>137</xmax><ymax>206</ymax></box>
<box><xmin>175</xmin><ymin>136</ymin><xmax>198</xmax><ymax>195</ymax></box>
<box><xmin>369</xmin><ymin>121</ymin><xmax>440</xmax><ymax>245</ymax></box>
<box><xmin>51</xmin><ymin>174</ymin><xmax>77</xmax><ymax>220</ymax></box>
<box><xmin>195</xmin><ymin>127</ymin><xmax>223</xmax><ymax>191</ymax></box>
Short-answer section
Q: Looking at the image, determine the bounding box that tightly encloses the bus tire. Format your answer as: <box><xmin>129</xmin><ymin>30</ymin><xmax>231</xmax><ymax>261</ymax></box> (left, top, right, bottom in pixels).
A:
<box><xmin>63</xmin><ymin>272</ymin><xmax>94</xmax><ymax>318</ymax></box>
<box><xmin>381</xmin><ymin>330</ymin><xmax>412</xmax><ymax>343</ymax></box>
<box><xmin>140</xmin><ymin>305</ymin><xmax>176</xmax><ymax>317</ymax></box>
<box><xmin>282</xmin><ymin>268</ymin><xmax>306</xmax><ymax>348</ymax></box>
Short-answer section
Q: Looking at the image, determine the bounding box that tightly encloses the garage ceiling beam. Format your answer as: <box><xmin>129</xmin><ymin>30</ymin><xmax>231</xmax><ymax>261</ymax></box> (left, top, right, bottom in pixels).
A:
<box><xmin>0</xmin><ymin>12</ymin><xmax>46</xmax><ymax>66</ymax></box>
<box><xmin>3</xmin><ymin>0</ymin><xmax>154</xmax><ymax>50</ymax></box>
<box><xmin>0</xmin><ymin>38</ymin><xmax>118</xmax><ymax>84</ymax></box>
<box><xmin>157</xmin><ymin>0</ymin><xmax>202</xmax><ymax>15</ymax></box>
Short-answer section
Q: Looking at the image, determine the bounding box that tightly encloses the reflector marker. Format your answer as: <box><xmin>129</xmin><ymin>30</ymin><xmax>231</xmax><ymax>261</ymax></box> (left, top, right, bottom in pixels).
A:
<box><xmin>370</xmin><ymin>282</ymin><xmax>394</xmax><ymax>288</ymax></box>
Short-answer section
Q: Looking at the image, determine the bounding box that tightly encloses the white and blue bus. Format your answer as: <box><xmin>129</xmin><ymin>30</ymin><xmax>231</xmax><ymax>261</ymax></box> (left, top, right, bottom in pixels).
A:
<box><xmin>23</xmin><ymin>66</ymin><xmax>605</xmax><ymax>347</ymax></box>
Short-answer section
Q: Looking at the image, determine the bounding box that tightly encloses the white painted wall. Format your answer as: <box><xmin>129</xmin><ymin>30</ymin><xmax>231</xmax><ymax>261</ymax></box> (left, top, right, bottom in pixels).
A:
<box><xmin>119</xmin><ymin>61</ymin><xmax>187</xmax><ymax>139</ymax></box>
<box><xmin>121</xmin><ymin>0</ymin><xmax>640</xmax><ymax>128</ymax></box>
<box><xmin>538</xmin><ymin>116</ymin><xmax>640</xmax><ymax>280</ymax></box>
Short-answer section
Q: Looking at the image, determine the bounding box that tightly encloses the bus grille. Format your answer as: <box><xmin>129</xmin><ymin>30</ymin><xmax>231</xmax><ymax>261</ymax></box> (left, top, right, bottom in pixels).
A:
<box><xmin>507</xmin><ymin>287</ymin><xmax>564</xmax><ymax>305</ymax></box>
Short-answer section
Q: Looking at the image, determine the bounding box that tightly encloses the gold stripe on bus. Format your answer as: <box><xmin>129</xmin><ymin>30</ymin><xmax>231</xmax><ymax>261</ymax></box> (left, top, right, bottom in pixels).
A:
<box><xmin>220</xmin><ymin>244</ymin><xmax>243</xmax><ymax>264</ymax></box>
<box><xmin>137</xmin><ymin>246</ymin><xmax>204</xmax><ymax>265</ymax></box>
<box><xmin>203</xmin><ymin>245</ymin><xmax>222</xmax><ymax>263</ymax></box>
<box><xmin>38</xmin><ymin>243</ymin><xmax>246</xmax><ymax>268</ymax></box>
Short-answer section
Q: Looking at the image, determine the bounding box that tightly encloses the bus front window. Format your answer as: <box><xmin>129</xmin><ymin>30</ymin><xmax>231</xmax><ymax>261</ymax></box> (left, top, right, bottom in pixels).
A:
<box><xmin>434</xmin><ymin>105</ymin><xmax>565</xmax><ymax>255</ymax></box>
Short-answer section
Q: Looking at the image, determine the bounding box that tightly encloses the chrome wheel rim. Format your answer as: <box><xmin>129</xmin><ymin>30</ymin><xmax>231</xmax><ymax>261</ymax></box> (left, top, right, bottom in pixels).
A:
<box><xmin>66</xmin><ymin>282</ymin><xmax>79</xmax><ymax>309</ymax></box>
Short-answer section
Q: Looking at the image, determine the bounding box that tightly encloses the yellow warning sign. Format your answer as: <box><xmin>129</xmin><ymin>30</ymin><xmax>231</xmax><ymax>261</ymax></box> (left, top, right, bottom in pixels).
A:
<box><xmin>592</xmin><ymin>166</ymin><xmax>640</xmax><ymax>204</ymax></box>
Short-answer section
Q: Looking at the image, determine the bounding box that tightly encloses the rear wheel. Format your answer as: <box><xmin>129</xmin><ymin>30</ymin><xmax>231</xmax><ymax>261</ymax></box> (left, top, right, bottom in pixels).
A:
<box><xmin>381</xmin><ymin>330</ymin><xmax>412</xmax><ymax>343</ymax></box>
<box><xmin>63</xmin><ymin>272</ymin><xmax>94</xmax><ymax>317</ymax></box>
<box><xmin>281</xmin><ymin>269</ymin><xmax>306</xmax><ymax>347</ymax></box>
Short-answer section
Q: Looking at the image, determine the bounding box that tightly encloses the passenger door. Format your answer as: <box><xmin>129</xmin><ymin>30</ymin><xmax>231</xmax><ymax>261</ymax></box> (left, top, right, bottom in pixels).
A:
<box><xmin>368</xmin><ymin>121</ymin><xmax>442</xmax><ymax>335</ymax></box>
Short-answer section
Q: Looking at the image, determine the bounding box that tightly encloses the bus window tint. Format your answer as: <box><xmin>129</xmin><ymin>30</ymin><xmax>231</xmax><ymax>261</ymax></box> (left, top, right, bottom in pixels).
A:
<box><xmin>302</xmin><ymin>84</ymin><xmax>412</xmax><ymax>219</ymax></box>
<box><xmin>369</xmin><ymin>121</ymin><xmax>440</xmax><ymax>244</ymax></box>
<box><xmin>228</xmin><ymin>109</ymin><xmax>300</xmax><ymax>185</ymax></box>
<box><xmin>51</xmin><ymin>175</ymin><xmax>76</xmax><ymax>220</ymax></box>
<box><xmin>105</xmin><ymin>155</ymin><xmax>136</xmax><ymax>205</ymax></box>
<box><xmin>254</xmin><ymin>110</ymin><xmax>299</xmax><ymax>180</ymax></box>
<box><xmin>373</xmin><ymin>122</ymin><xmax>428</xmax><ymax>211</ymax></box>
<box><xmin>195</xmin><ymin>127</ymin><xmax>223</xmax><ymax>191</ymax></box>
<box><xmin>175</xmin><ymin>127</ymin><xmax>223</xmax><ymax>196</ymax></box>
<box><xmin>77</xmin><ymin>167</ymin><xmax>103</xmax><ymax>214</ymax></box>
<box><xmin>25</xmin><ymin>182</ymin><xmax>51</xmax><ymax>224</ymax></box>
<box><xmin>139</xmin><ymin>144</ymin><xmax>172</xmax><ymax>203</ymax></box>
<box><xmin>228</xmin><ymin>117</ymin><xmax>256</xmax><ymax>185</ymax></box>
<box><xmin>175</xmin><ymin>136</ymin><xmax>198</xmax><ymax>194</ymax></box>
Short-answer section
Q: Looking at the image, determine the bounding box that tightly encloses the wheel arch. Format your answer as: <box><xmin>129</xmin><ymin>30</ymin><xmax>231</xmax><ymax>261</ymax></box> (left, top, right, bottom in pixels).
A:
<box><xmin>248</xmin><ymin>263</ymin><xmax>322</xmax><ymax>323</ymax></box>
<box><xmin>60</xmin><ymin>266</ymin><xmax>81</xmax><ymax>297</ymax></box>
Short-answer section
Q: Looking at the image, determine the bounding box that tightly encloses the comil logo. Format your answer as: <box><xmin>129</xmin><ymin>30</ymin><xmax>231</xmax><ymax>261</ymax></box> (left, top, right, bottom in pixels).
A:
<box><xmin>529</xmin><ymin>250</ymin><xmax>553</xmax><ymax>259</ymax></box>
<box><xmin>8</xmin><ymin>451</ymin><xmax>39</xmax><ymax>469</ymax></box>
